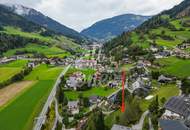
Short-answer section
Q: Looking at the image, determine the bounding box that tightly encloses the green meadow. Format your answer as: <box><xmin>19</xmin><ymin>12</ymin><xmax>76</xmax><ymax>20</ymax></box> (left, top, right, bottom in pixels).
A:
<box><xmin>65</xmin><ymin>87</ymin><xmax>118</xmax><ymax>100</ymax></box>
<box><xmin>0</xmin><ymin>64</ymin><xmax>63</xmax><ymax>130</ymax></box>
<box><xmin>155</xmin><ymin>57</ymin><xmax>190</xmax><ymax>78</ymax></box>
<box><xmin>0</xmin><ymin>60</ymin><xmax>28</xmax><ymax>83</ymax></box>
<box><xmin>2</xmin><ymin>26</ymin><xmax>53</xmax><ymax>42</ymax></box>
<box><xmin>140</xmin><ymin>82</ymin><xmax>179</xmax><ymax>111</ymax></box>
<box><xmin>4</xmin><ymin>44</ymin><xmax>71</xmax><ymax>58</ymax></box>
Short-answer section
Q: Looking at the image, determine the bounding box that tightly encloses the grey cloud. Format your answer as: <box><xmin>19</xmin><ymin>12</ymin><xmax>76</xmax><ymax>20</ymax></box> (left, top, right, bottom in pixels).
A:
<box><xmin>0</xmin><ymin>0</ymin><xmax>184</xmax><ymax>31</ymax></box>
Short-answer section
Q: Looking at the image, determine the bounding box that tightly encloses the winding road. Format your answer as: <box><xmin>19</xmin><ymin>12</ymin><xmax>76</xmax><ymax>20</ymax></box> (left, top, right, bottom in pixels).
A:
<box><xmin>132</xmin><ymin>110</ymin><xmax>149</xmax><ymax>130</ymax></box>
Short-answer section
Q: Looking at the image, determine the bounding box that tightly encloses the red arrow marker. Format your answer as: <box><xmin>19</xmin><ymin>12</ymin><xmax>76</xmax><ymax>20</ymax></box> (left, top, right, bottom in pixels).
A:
<box><xmin>121</xmin><ymin>70</ymin><xmax>126</xmax><ymax>113</ymax></box>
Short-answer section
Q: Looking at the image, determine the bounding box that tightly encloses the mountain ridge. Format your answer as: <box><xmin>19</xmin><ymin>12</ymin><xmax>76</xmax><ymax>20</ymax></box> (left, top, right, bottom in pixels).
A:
<box><xmin>4</xmin><ymin>4</ymin><xmax>86</xmax><ymax>42</ymax></box>
<box><xmin>81</xmin><ymin>14</ymin><xmax>151</xmax><ymax>41</ymax></box>
<box><xmin>103</xmin><ymin>0</ymin><xmax>190</xmax><ymax>61</ymax></box>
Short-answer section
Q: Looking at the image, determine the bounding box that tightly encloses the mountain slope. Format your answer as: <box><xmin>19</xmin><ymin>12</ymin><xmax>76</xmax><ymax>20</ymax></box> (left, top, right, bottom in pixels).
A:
<box><xmin>103</xmin><ymin>0</ymin><xmax>190</xmax><ymax>61</ymax></box>
<box><xmin>0</xmin><ymin>4</ymin><xmax>81</xmax><ymax>57</ymax></box>
<box><xmin>5</xmin><ymin>4</ymin><xmax>85</xmax><ymax>42</ymax></box>
<box><xmin>81</xmin><ymin>14</ymin><xmax>150</xmax><ymax>41</ymax></box>
<box><xmin>0</xmin><ymin>4</ymin><xmax>44</xmax><ymax>33</ymax></box>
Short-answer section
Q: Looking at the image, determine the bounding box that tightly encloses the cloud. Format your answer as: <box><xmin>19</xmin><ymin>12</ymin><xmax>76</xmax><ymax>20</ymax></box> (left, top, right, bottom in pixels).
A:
<box><xmin>0</xmin><ymin>0</ymin><xmax>184</xmax><ymax>31</ymax></box>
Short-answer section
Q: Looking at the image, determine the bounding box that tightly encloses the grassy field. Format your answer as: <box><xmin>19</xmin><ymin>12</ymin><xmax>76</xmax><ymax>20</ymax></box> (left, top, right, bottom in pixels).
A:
<box><xmin>140</xmin><ymin>82</ymin><xmax>179</xmax><ymax>111</ymax></box>
<box><xmin>0</xmin><ymin>60</ymin><xmax>28</xmax><ymax>83</ymax></box>
<box><xmin>24</xmin><ymin>64</ymin><xmax>63</xmax><ymax>80</ymax></box>
<box><xmin>2</xmin><ymin>26</ymin><xmax>53</xmax><ymax>42</ymax></box>
<box><xmin>3</xmin><ymin>44</ymin><xmax>71</xmax><ymax>58</ymax></box>
<box><xmin>155</xmin><ymin>57</ymin><xmax>190</xmax><ymax>78</ymax></box>
<box><xmin>0</xmin><ymin>64</ymin><xmax>63</xmax><ymax>130</ymax></box>
<box><xmin>0</xmin><ymin>81</ymin><xmax>36</xmax><ymax>107</ymax></box>
<box><xmin>65</xmin><ymin>87</ymin><xmax>118</xmax><ymax>100</ymax></box>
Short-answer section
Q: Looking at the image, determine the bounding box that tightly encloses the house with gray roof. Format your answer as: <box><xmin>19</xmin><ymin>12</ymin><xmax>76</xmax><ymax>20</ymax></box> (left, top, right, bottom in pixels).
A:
<box><xmin>130</xmin><ymin>77</ymin><xmax>151</xmax><ymax>94</ymax></box>
<box><xmin>162</xmin><ymin>96</ymin><xmax>190</xmax><ymax>119</ymax></box>
<box><xmin>159</xmin><ymin>119</ymin><xmax>188</xmax><ymax>130</ymax></box>
<box><xmin>67</xmin><ymin>101</ymin><xmax>79</xmax><ymax>115</ymax></box>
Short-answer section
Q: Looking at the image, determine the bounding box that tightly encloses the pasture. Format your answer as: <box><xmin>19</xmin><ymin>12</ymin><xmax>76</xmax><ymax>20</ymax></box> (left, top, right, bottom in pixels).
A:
<box><xmin>155</xmin><ymin>57</ymin><xmax>190</xmax><ymax>78</ymax></box>
<box><xmin>4</xmin><ymin>44</ymin><xmax>71</xmax><ymax>58</ymax></box>
<box><xmin>65</xmin><ymin>87</ymin><xmax>118</xmax><ymax>100</ymax></box>
<box><xmin>0</xmin><ymin>60</ymin><xmax>28</xmax><ymax>83</ymax></box>
<box><xmin>0</xmin><ymin>64</ymin><xmax>63</xmax><ymax>130</ymax></box>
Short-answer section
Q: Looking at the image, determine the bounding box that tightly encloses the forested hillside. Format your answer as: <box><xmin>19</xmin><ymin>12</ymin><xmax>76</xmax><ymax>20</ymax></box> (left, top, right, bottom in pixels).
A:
<box><xmin>103</xmin><ymin>0</ymin><xmax>190</xmax><ymax>61</ymax></box>
<box><xmin>81</xmin><ymin>14</ymin><xmax>150</xmax><ymax>41</ymax></box>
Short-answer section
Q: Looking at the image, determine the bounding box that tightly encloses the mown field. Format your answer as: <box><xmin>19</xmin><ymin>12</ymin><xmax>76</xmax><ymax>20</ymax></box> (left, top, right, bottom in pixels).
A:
<box><xmin>2</xmin><ymin>26</ymin><xmax>54</xmax><ymax>42</ymax></box>
<box><xmin>155</xmin><ymin>57</ymin><xmax>190</xmax><ymax>78</ymax></box>
<box><xmin>3</xmin><ymin>44</ymin><xmax>71</xmax><ymax>58</ymax></box>
<box><xmin>65</xmin><ymin>87</ymin><xmax>118</xmax><ymax>100</ymax></box>
<box><xmin>140</xmin><ymin>81</ymin><xmax>180</xmax><ymax>111</ymax></box>
<box><xmin>0</xmin><ymin>60</ymin><xmax>28</xmax><ymax>83</ymax></box>
<box><xmin>0</xmin><ymin>64</ymin><xmax>63</xmax><ymax>130</ymax></box>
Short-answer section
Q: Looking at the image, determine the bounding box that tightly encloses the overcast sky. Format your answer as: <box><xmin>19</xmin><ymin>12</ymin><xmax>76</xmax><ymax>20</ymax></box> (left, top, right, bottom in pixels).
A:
<box><xmin>0</xmin><ymin>0</ymin><xmax>183</xmax><ymax>32</ymax></box>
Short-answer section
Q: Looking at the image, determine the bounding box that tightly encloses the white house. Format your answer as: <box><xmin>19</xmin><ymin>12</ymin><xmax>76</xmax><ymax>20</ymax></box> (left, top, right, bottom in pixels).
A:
<box><xmin>66</xmin><ymin>72</ymin><xmax>85</xmax><ymax>90</ymax></box>
<box><xmin>68</xmin><ymin>101</ymin><xmax>79</xmax><ymax>115</ymax></box>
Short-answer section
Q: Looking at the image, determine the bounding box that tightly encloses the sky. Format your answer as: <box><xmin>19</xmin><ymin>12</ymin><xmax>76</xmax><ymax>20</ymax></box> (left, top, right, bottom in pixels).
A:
<box><xmin>0</xmin><ymin>0</ymin><xmax>184</xmax><ymax>32</ymax></box>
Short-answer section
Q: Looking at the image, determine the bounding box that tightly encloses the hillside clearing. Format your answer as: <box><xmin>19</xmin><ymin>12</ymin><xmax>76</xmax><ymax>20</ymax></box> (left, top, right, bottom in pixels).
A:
<box><xmin>154</xmin><ymin>57</ymin><xmax>190</xmax><ymax>78</ymax></box>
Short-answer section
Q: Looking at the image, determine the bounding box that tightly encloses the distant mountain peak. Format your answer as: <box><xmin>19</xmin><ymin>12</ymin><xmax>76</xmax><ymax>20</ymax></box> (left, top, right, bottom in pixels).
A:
<box><xmin>4</xmin><ymin>4</ymin><xmax>31</xmax><ymax>16</ymax></box>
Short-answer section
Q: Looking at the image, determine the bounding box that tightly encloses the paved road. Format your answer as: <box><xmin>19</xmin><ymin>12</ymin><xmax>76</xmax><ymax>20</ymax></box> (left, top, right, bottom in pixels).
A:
<box><xmin>97</xmin><ymin>48</ymin><xmax>102</xmax><ymax>61</ymax></box>
<box><xmin>132</xmin><ymin>111</ymin><xmax>149</xmax><ymax>130</ymax></box>
<box><xmin>34</xmin><ymin>65</ymin><xmax>71</xmax><ymax>130</ymax></box>
<box><xmin>52</xmin><ymin>98</ymin><xmax>63</xmax><ymax>130</ymax></box>
<box><xmin>149</xmin><ymin>117</ymin><xmax>154</xmax><ymax>130</ymax></box>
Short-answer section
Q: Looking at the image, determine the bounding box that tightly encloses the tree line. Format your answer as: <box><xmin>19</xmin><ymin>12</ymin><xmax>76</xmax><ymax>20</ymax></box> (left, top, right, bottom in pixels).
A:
<box><xmin>0</xmin><ymin>66</ymin><xmax>32</xmax><ymax>89</ymax></box>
